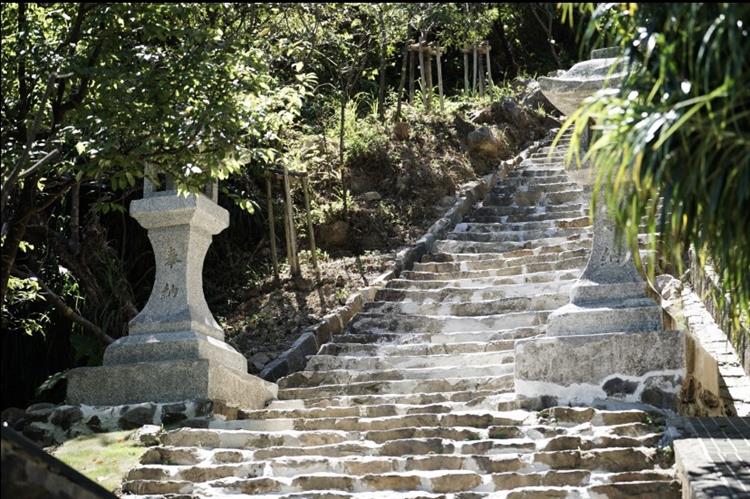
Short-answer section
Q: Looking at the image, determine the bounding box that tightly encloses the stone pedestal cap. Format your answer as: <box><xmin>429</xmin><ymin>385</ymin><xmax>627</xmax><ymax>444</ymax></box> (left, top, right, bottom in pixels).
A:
<box><xmin>130</xmin><ymin>193</ymin><xmax>228</xmax><ymax>234</ymax></box>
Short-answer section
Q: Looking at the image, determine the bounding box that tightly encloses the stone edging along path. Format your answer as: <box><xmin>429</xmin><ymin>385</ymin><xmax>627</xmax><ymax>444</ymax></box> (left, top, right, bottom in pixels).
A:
<box><xmin>259</xmin><ymin>137</ymin><xmax>549</xmax><ymax>383</ymax></box>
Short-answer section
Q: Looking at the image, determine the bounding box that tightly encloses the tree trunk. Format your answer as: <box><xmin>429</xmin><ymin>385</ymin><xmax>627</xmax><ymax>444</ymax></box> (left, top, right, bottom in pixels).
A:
<box><xmin>424</xmin><ymin>50</ymin><xmax>433</xmax><ymax>112</ymax></box>
<box><xmin>0</xmin><ymin>180</ymin><xmax>35</xmax><ymax>306</ymax></box>
<box><xmin>376</xmin><ymin>7</ymin><xmax>387</xmax><ymax>123</ymax></box>
<box><xmin>395</xmin><ymin>38</ymin><xmax>409</xmax><ymax>121</ymax></box>
<box><xmin>485</xmin><ymin>47</ymin><xmax>494</xmax><ymax>88</ymax></box>
<box><xmin>436</xmin><ymin>50</ymin><xmax>444</xmax><ymax>112</ymax></box>
<box><xmin>417</xmin><ymin>41</ymin><xmax>427</xmax><ymax>112</ymax></box>
<box><xmin>408</xmin><ymin>48</ymin><xmax>415</xmax><ymax>103</ymax></box>
<box><xmin>478</xmin><ymin>51</ymin><xmax>484</xmax><ymax>97</ymax></box>
<box><xmin>339</xmin><ymin>90</ymin><xmax>348</xmax><ymax>215</ymax></box>
<box><xmin>463</xmin><ymin>49</ymin><xmax>469</xmax><ymax>93</ymax></box>
<box><xmin>472</xmin><ymin>45</ymin><xmax>478</xmax><ymax>94</ymax></box>
<box><xmin>530</xmin><ymin>4</ymin><xmax>561</xmax><ymax>67</ymax></box>
<box><xmin>70</xmin><ymin>181</ymin><xmax>81</xmax><ymax>254</ymax></box>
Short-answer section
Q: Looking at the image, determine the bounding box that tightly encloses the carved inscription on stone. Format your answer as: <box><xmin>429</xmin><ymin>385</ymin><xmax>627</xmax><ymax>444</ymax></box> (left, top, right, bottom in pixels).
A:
<box><xmin>165</xmin><ymin>247</ymin><xmax>182</xmax><ymax>268</ymax></box>
<box><xmin>160</xmin><ymin>283</ymin><xmax>178</xmax><ymax>298</ymax></box>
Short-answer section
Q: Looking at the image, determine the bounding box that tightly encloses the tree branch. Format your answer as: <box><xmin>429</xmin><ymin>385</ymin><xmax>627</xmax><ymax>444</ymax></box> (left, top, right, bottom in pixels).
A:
<box><xmin>15</xmin><ymin>267</ymin><xmax>114</xmax><ymax>345</ymax></box>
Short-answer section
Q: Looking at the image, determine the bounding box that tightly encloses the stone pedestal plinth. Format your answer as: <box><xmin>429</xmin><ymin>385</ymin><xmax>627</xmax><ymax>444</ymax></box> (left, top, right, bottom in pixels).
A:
<box><xmin>67</xmin><ymin>192</ymin><xmax>276</xmax><ymax>410</ymax></box>
<box><xmin>514</xmin><ymin>48</ymin><xmax>685</xmax><ymax>409</ymax></box>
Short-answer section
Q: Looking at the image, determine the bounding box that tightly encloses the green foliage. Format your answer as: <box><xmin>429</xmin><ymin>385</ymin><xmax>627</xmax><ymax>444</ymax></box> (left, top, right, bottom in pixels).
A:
<box><xmin>2</xmin><ymin>275</ymin><xmax>49</xmax><ymax>336</ymax></box>
<box><xmin>560</xmin><ymin>3</ymin><xmax>749</xmax><ymax>324</ymax></box>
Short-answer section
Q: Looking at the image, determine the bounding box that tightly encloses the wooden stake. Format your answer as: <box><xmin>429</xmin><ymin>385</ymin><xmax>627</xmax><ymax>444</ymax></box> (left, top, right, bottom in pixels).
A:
<box><xmin>417</xmin><ymin>43</ymin><xmax>427</xmax><ymax>111</ymax></box>
<box><xmin>463</xmin><ymin>48</ymin><xmax>469</xmax><ymax>93</ymax></box>
<box><xmin>485</xmin><ymin>44</ymin><xmax>494</xmax><ymax>88</ymax></box>
<box><xmin>302</xmin><ymin>175</ymin><xmax>325</xmax><ymax>312</ymax></box>
<box><xmin>436</xmin><ymin>49</ymin><xmax>444</xmax><ymax>112</ymax></box>
<box><xmin>424</xmin><ymin>47</ymin><xmax>433</xmax><ymax>112</ymax></box>
<box><xmin>282</xmin><ymin>165</ymin><xmax>300</xmax><ymax>278</ymax></box>
<box><xmin>478</xmin><ymin>52</ymin><xmax>484</xmax><ymax>98</ymax></box>
<box><xmin>266</xmin><ymin>175</ymin><xmax>280</xmax><ymax>284</ymax></box>
<box><xmin>396</xmin><ymin>40</ymin><xmax>409</xmax><ymax>120</ymax></box>
<box><xmin>408</xmin><ymin>49</ymin><xmax>415</xmax><ymax>104</ymax></box>
<box><xmin>472</xmin><ymin>45</ymin><xmax>478</xmax><ymax>95</ymax></box>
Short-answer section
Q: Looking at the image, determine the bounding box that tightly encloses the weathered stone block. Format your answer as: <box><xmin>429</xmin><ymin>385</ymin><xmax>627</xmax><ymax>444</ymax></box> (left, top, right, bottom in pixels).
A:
<box><xmin>515</xmin><ymin>330</ymin><xmax>685</xmax><ymax>408</ymax></box>
<box><xmin>67</xmin><ymin>359</ymin><xmax>277</xmax><ymax>410</ymax></box>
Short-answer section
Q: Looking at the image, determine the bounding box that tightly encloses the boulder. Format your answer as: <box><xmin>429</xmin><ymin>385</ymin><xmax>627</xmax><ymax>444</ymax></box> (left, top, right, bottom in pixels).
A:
<box><xmin>161</xmin><ymin>402</ymin><xmax>187</xmax><ymax>425</ymax></box>
<box><xmin>453</xmin><ymin>114</ymin><xmax>476</xmax><ymax>139</ymax></box>
<box><xmin>119</xmin><ymin>404</ymin><xmax>156</xmax><ymax>430</ymax></box>
<box><xmin>521</xmin><ymin>80</ymin><xmax>558</xmax><ymax>114</ymax></box>
<box><xmin>25</xmin><ymin>402</ymin><xmax>55</xmax><ymax>422</ymax></box>
<box><xmin>132</xmin><ymin>424</ymin><xmax>163</xmax><ymax>446</ymax></box>
<box><xmin>49</xmin><ymin>406</ymin><xmax>83</xmax><ymax>430</ymax></box>
<box><xmin>249</xmin><ymin>352</ymin><xmax>271</xmax><ymax>372</ymax></box>
<box><xmin>467</xmin><ymin>127</ymin><xmax>504</xmax><ymax>159</ymax></box>
<box><xmin>359</xmin><ymin>191</ymin><xmax>382</xmax><ymax>202</ymax></box>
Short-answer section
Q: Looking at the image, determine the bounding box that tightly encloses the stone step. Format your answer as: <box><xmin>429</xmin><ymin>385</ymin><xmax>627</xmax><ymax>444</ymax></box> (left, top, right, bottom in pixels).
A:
<box><xmin>278</xmin><ymin>363</ymin><xmax>516</xmax><ymax>388</ymax></box>
<box><xmin>363</xmin><ymin>293</ymin><xmax>568</xmax><ymax>317</ymax></box>
<box><xmin>471</xmin><ymin>202</ymin><xmax>587</xmax><ymax>217</ymax></box>
<box><xmin>490</xmin><ymin>182</ymin><xmax>582</xmax><ymax>196</ymax></box>
<box><xmin>587</xmin><ymin>480</ymin><xmax>681</xmax><ymax>499</ymax></box>
<box><xmin>432</xmin><ymin>234</ymin><xmax>591</xmax><ymax>254</ymax></box>
<box><xmin>422</xmin><ymin>244</ymin><xmax>586</xmax><ymax>263</ymax></box>
<box><xmin>277</xmin><ymin>374</ymin><xmax>515</xmax><ymax>400</ymax></box>
<box><xmin>497</xmin><ymin>175</ymin><xmax>572</xmax><ymax>186</ymax></box>
<box><xmin>537</xmin><ymin>406</ymin><xmax>654</xmax><ymax>426</ymax></box>
<box><xmin>217</xmin><ymin>410</ymin><xmax>530</xmax><ymax>433</ymax></box>
<box><xmin>385</xmin><ymin>269</ymin><xmax>582</xmax><ymax>291</ymax></box>
<box><xmin>412</xmin><ymin>248</ymin><xmax>588</xmax><ymax>273</ymax></box>
<box><xmin>484</xmin><ymin>189</ymin><xmax>585</xmax><ymax>207</ymax></box>
<box><xmin>401</xmin><ymin>256</ymin><xmax>587</xmax><ymax>281</ymax></box>
<box><xmin>541</xmin><ymin>433</ymin><xmax>663</xmax><ymax>452</ymax></box>
<box><xmin>133</xmin><ymin>452</ymin><xmax>528</xmax><ymax>480</ymax></box>
<box><xmin>124</xmin><ymin>469</ymin><xmax>678</xmax><ymax>497</ymax></box>
<box><xmin>447</xmin><ymin>227</ymin><xmax>589</xmax><ymax>243</ymax></box>
<box><xmin>491</xmin><ymin>470</ymin><xmax>591</xmax><ymax>489</ymax></box>
<box><xmin>320</xmin><ymin>339</ymin><xmax>518</xmax><ymax>357</ymax></box>
<box><xmin>348</xmin><ymin>310</ymin><xmax>550</xmax><ymax>334</ymax></box>
<box><xmin>466</xmin><ymin>210</ymin><xmax>588</xmax><ymax>224</ymax></box>
<box><xmin>241</xmin><ymin>397</ymin><xmax>519</xmax><ymax>421</ymax></box>
<box><xmin>333</xmin><ymin>324</ymin><xmax>543</xmax><ymax>345</ymax></box>
<box><xmin>375</xmin><ymin>280</ymin><xmax>576</xmax><ymax>304</ymax></box>
<box><xmin>453</xmin><ymin>218</ymin><xmax>590</xmax><ymax>234</ymax></box>
<box><xmin>268</xmin><ymin>390</ymin><xmax>520</xmax><ymax>411</ymax></box>
<box><xmin>532</xmin><ymin>446</ymin><xmax>673</xmax><ymax>472</ymax></box>
<box><xmin>501</xmin><ymin>481</ymin><xmax>680</xmax><ymax>499</ymax></box>
<box><xmin>306</xmin><ymin>350</ymin><xmax>514</xmax><ymax>371</ymax></box>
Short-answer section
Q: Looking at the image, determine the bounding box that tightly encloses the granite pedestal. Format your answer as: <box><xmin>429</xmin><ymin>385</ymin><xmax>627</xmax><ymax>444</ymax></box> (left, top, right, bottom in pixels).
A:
<box><xmin>67</xmin><ymin>190</ymin><xmax>276</xmax><ymax>410</ymax></box>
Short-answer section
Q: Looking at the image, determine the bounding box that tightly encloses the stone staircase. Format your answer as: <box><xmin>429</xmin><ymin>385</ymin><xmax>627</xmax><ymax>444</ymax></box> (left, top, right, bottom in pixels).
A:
<box><xmin>122</xmin><ymin>137</ymin><xmax>681</xmax><ymax>498</ymax></box>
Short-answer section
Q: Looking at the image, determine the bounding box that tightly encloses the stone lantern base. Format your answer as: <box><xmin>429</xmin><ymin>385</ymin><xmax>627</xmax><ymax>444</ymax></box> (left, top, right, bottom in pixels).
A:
<box><xmin>514</xmin><ymin>330</ymin><xmax>685</xmax><ymax>410</ymax></box>
<box><xmin>67</xmin><ymin>359</ymin><xmax>276</xmax><ymax>410</ymax></box>
<box><xmin>66</xmin><ymin>191</ymin><xmax>277</xmax><ymax>411</ymax></box>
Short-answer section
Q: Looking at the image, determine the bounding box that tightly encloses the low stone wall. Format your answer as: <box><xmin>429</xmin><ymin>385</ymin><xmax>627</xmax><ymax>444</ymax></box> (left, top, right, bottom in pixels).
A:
<box><xmin>689</xmin><ymin>247</ymin><xmax>750</xmax><ymax>375</ymax></box>
<box><xmin>259</xmin><ymin>138</ymin><xmax>548</xmax><ymax>382</ymax></box>
<box><xmin>656</xmin><ymin>274</ymin><xmax>750</xmax><ymax>417</ymax></box>
<box><xmin>1</xmin><ymin>399</ymin><xmax>224</xmax><ymax>447</ymax></box>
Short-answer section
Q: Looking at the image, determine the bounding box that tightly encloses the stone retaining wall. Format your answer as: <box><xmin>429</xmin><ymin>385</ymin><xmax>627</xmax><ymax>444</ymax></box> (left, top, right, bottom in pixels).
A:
<box><xmin>1</xmin><ymin>399</ymin><xmax>224</xmax><ymax>447</ymax></box>
<box><xmin>259</xmin><ymin>138</ymin><xmax>548</xmax><ymax>382</ymax></box>
<box><xmin>688</xmin><ymin>247</ymin><xmax>750</xmax><ymax>375</ymax></box>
